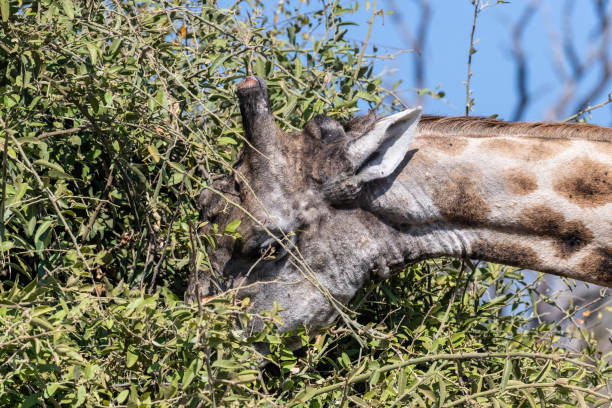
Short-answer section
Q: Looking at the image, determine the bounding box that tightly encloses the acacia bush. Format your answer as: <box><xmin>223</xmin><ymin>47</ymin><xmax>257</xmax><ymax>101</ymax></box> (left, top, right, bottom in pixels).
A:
<box><xmin>0</xmin><ymin>0</ymin><xmax>610</xmax><ymax>406</ymax></box>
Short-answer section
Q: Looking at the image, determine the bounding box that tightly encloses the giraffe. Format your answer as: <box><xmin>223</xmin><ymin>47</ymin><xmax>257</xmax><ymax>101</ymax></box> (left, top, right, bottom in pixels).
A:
<box><xmin>187</xmin><ymin>76</ymin><xmax>612</xmax><ymax>334</ymax></box>
<box><xmin>371</xmin><ymin>114</ymin><xmax>612</xmax><ymax>286</ymax></box>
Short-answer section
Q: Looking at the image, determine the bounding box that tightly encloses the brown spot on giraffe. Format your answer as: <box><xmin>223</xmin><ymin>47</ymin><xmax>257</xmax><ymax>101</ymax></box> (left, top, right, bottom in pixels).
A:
<box><xmin>578</xmin><ymin>247</ymin><xmax>612</xmax><ymax>287</ymax></box>
<box><xmin>472</xmin><ymin>240</ymin><xmax>541</xmax><ymax>269</ymax></box>
<box><xmin>479</xmin><ymin>138</ymin><xmax>569</xmax><ymax>161</ymax></box>
<box><xmin>417</xmin><ymin>135</ymin><xmax>469</xmax><ymax>155</ymax></box>
<box><xmin>553</xmin><ymin>157</ymin><xmax>612</xmax><ymax>208</ymax></box>
<box><xmin>520</xmin><ymin>206</ymin><xmax>594</xmax><ymax>258</ymax></box>
<box><xmin>433</xmin><ymin>174</ymin><xmax>491</xmax><ymax>226</ymax></box>
<box><xmin>504</xmin><ymin>168</ymin><xmax>538</xmax><ymax>195</ymax></box>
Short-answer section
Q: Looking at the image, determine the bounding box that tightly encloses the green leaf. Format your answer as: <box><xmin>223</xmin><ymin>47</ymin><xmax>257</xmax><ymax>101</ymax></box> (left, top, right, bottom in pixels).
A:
<box><xmin>76</xmin><ymin>385</ymin><xmax>86</xmax><ymax>406</ymax></box>
<box><xmin>397</xmin><ymin>369</ymin><xmax>407</xmax><ymax>395</ymax></box>
<box><xmin>61</xmin><ymin>0</ymin><xmax>74</xmax><ymax>19</ymax></box>
<box><xmin>531</xmin><ymin>359</ymin><xmax>552</xmax><ymax>383</ymax></box>
<box><xmin>341</xmin><ymin>352</ymin><xmax>351</xmax><ymax>368</ymax></box>
<box><xmin>573</xmin><ymin>390</ymin><xmax>588</xmax><ymax>408</ymax></box>
<box><xmin>369</xmin><ymin>370</ymin><xmax>380</xmax><ymax>385</ymax></box>
<box><xmin>294</xmin><ymin>57</ymin><xmax>303</xmax><ymax>78</ymax></box>
<box><xmin>294</xmin><ymin>386</ymin><xmax>316</xmax><ymax>403</ymax></box>
<box><xmin>0</xmin><ymin>241</ymin><xmax>13</xmax><ymax>251</ymax></box>
<box><xmin>21</xmin><ymin>394</ymin><xmax>40</xmax><ymax>408</ymax></box>
<box><xmin>33</xmin><ymin>159</ymin><xmax>65</xmax><ymax>173</ymax></box>
<box><xmin>519</xmin><ymin>388</ymin><xmax>538</xmax><ymax>408</ymax></box>
<box><xmin>212</xmin><ymin>359</ymin><xmax>240</xmax><ymax>369</ymax></box>
<box><xmin>7</xmin><ymin>182</ymin><xmax>29</xmax><ymax>207</ymax></box>
<box><xmin>155</xmin><ymin>89</ymin><xmax>168</xmax><ymax>110</ymax></box>
<box><xmin>209</xmin><ymin>55</ymin><xmax>229</xmax><ymax>73</ymax></box>
<box><xmin>116</xmin><ymin>390</ymin><xmax>129</xmax><ymax>404</ymax></box>
<box><xmin>450</xmin><ymin>332</ymin><xmax>465</xmax><ymax>347</ymax></box>
<box><xmin>104</xmin><ymin>92</ymin><xmax>113</xmax><ymax>106</ymax></box>
<box><xmin>126</xmin><ymin>349</ymin><xmax>138</xmax><ymax>368</ymax></box>
<box><xmin>31</xmin><ymin>316</ymin><xmax>54</xmax><ymax>330</ymax></box>
<box><xmin>108</xmin><ymin>38</ymin><xmax>121</xmax><ymax>55</ymax></box>
<box><xmin>482</xmin><ymin>294</ymin><xmax>510</xmax><ymax>309</ymax></box>
<box><xmin>68</xmin><ymin>135</ymin><xmax>81</xmax><ymax>146</ymax></box>
<box><xmin>356</xmin><ymin>90</ymin><xmax>380</xmax><ymax>103</ymax></box>
<box><xmin>223</xmin><ymin>219</ymin><xmax>241</xmax><ymax>234</ymax></box>
<box><xmin>48</xmin><ymin>170</ymin><xmax>75</xmax><ymax>180</ymax></box>
<box><xmin>3</xmin><ymin>94</ymin><xmax>20</xmax><ymax>108</ymax></box>
<box><xmin>147</xmin><ymin>145</ymin><xmax>160</xmax><ymax>163</ymax></box>
<box><xmin>182</xmin><ymin>365</ymin><xmax>195</xmax><ymax>389</ymax></box>
<box><xmin>276</xmin><ymin>94</ymin><xmax>298</xmax><ymax>115</ymax></box>
<box><xmin>34</xmin><ymin>220</ymin><xmax>53</xmax><ymax>249</ymax></box>
<box><xmin>44</xmin><ymin>382</ymin><xmax>60</xmax><ymax>398</ymax></box>
<box><xmin>437</xmin><ymin>375</ymin><xmax>447</xmax><ymax>406</ymax></box>
<box><xmin>500</xmin><ymin>358</ymin><xmax>511</xmax><ymax>391</ymax></box>
<box><xmin>87</xmin><ymin>43</ymin><xmax>97</xmax><ymax>65</ymax></box>
<box><xmin>25</xmin><ymin>216</ymin><xmax>36</xmax><ymax>237</ymax></box>
<box><xmin>254</xmin><ymin>57</ymin><xmax>266</xmax><ymax>77</ymax></box>
<box><xmin>32</xmin><ymin>305</ymin><xmax>54</xmax><ymax>317</ymax></box>
<box><xmin>237</xmin><ymin>373</ymin><xmax>258</xmax><ymax>385</ymax></box>
<box><xmin>217</xmin><ymin>136</ymin><xmax>237</xmax><ymax>145</ymax></box>
<box><xmin>0</xmin><ymin>0</ymin><xmax>8</xmax><ymax>22</ymax></box>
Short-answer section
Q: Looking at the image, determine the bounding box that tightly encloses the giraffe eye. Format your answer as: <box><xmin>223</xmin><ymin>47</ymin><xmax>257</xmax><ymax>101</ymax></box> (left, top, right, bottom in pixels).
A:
<box><xmin>258</xmin><ymin>232</ymin><xmax>298</xmax><ymax>260</ymax></box>
<box><xmin>241</xmin><ymin>227</ymin><xmax>299</xmax><ymax>261</ymax></box>
<box><xmin>258</xmin><ymin>237</ymin><xmax>282</xmax><ymax>256</ymax></box>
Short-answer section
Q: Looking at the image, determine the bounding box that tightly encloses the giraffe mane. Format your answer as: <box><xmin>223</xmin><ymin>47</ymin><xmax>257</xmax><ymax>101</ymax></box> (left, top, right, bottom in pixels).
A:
<box><xmin>418</xmin><ymin>115</ymin><xmax>612</xmax><ymax>143</ymax></box>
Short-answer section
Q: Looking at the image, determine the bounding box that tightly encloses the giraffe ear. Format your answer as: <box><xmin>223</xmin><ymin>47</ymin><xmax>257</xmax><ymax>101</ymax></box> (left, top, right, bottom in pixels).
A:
<box><xmin>322</xmin><ymin>107</ymin><xmax>422</xmax><ymax>203</ymax></box>
<box><xmin>348</xmin><ymin>107</ymin><xmax>422</xmax><ymax>182</ymax></box>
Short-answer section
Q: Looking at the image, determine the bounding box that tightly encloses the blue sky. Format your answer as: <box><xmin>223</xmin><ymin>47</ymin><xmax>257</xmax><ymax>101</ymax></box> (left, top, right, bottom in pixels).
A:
<box><xmin>236</xmin><ymin>0</ymin><xmax>612</xmax><ymax>126</ymax></box>
<box><xmin>343</xmin><ymin>0</ymin><xmax>612</xmax><ymax>125</ymax></box>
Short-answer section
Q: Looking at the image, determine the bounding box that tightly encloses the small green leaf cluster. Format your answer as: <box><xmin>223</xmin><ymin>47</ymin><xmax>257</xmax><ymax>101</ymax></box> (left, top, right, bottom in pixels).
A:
<box><xmin>1</xmin><ymin>262</ymin><xmax>608</xmax><ymax>407</ymax></box>
<box><xmin>0</xmin><ymin>277</ymin><xmax>274</xmax><ymax>407</ymax></box>
<box><xmin>289</xmin><ymin>261</ymin><xmax>612</xmax><ymax>407</ymax></box>
<box><xmin>0</xmin><ymin>0</ymin><xmax>386</xmax><ymax>291</ymax></box>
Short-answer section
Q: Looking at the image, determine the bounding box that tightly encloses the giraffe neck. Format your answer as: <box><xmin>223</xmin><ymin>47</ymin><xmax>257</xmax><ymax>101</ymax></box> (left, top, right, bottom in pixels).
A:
<box><xmin>363</xmin><ymin>116</ymin><xmax>612</xmax><ymax>286</ymax></box>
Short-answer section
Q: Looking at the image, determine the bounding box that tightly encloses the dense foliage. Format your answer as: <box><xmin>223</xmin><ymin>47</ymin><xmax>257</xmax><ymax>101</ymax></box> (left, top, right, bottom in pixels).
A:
<box><xmin>0</xmin><ymin>0</ymin><xmax>610</xmax><ymax>406</ymax></box>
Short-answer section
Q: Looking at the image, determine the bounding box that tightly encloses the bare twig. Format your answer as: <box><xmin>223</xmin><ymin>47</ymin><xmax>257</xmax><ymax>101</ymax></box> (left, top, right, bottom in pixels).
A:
<box><xmin>351</xmin><ymin>0</ymin><xmax>378</xmax><ymax>98</ymax></box>
<box><xmin>443</xmin><ymin>380</ymin><xmax>611</xmax><ymax>407</ymax></box>
<box><xmin>37</xmin><ymin>126</ymin><xmax>85</xmax><ymax>140</ymax></box>
<box><xmin>465</xmin><ymin>0</ymin><xmax>480</xmax><ymax>116</ymax></box>
<box><xmin>80</xmin><ymin>164</ymin><xmax>115</xmax><ymax>241</ymax></box>
<box><xmin>0</xmin><ymin>117</ymin><xmax>10</xmax><ymax>276</ymax></box>
<box><xmin>0</xmin><ymin>118</ymin><xmax>9</xmax><ymax>244</ymax></box>
<box><xmin>563</xmin><ymin>93</ymin><xmax>612</xmax><ymax>122</ymax></box>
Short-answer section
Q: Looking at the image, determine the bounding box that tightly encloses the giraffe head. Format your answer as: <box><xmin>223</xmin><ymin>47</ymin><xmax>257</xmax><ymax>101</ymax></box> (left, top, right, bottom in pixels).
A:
<box><xmin>189</xmin><ymin>76</ymin><xmax>421</xmax><ymax>333</ymax></box>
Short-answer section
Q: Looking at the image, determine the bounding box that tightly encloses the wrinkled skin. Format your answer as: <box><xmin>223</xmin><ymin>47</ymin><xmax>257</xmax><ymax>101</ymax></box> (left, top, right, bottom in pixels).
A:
<box><xmin>186</xmin><ymin>76</ymin><xmax>422</xmax><ymax>334</ymax></box>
